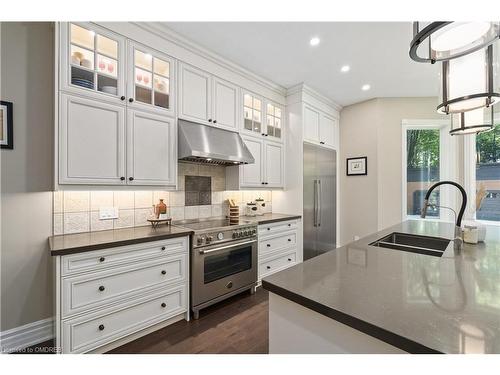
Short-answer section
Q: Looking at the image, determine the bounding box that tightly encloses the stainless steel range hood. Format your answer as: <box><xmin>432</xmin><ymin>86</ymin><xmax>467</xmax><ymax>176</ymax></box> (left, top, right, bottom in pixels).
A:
<box><xmin>178</xmin><ymin>119</ymin><xmax>255</xmax><ymax>166</ymax></box>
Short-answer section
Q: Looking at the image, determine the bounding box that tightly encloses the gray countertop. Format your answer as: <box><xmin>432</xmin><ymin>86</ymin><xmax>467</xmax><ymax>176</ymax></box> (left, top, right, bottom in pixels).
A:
<box><xmin>49</xmin><ymin>225</ymin><xmax>194</xmax><ymax>256</ymax></box>
<box><xmin>262</xmin><ymin>220</ymin><xmax>500</xmax><ymax>354</ymax></box>
<box><xmin>240</xmin><ymin>213</ymin><xmax>302</xmax><ymax>225</ymax></box>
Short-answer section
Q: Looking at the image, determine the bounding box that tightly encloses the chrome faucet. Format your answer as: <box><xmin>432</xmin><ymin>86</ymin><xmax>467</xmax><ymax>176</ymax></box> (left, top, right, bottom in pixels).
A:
<box><xmin>420</xmin><ymin>180</ymin><xmax>468</xmax><ymax>252</ymax></box>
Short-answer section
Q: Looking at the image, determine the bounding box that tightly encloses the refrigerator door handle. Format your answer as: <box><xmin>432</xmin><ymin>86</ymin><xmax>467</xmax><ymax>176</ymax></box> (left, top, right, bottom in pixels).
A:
<box><xmin>313</xmin><ymin>179</ymin><xmax>318</xmax><ymax>227</ymax></box>
<box><xmin>317</xmin><ymin>180</ymin><xmax>322</xmax><ymax>227</ymax></box>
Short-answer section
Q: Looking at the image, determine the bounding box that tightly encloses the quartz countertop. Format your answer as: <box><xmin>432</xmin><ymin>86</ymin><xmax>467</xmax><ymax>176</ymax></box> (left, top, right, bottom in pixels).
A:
<box><xmin>49</xmin><ymin>225</ymin><xmax>194</xmax><ymax>256</ymax></box>
<box><xmin>240</xmin><ymin>213</ymin><xmax>302</xmax><ymax>224</ymax></box>
<box><xmin>262</xmin><ymin>220</ymin><xmax>500</xmax><ymax>354</ymax></box>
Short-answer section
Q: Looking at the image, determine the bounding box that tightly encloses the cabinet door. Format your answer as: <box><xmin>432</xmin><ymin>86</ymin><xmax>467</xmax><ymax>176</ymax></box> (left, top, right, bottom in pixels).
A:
<box><xmin>127</xmin><ymin>41</ymin><xmax>175</xmax><ymax>116</ymax></box>
<box><xmin>212</xmin><ymin>77</ymin><xmax>239</xmax><ymax>131</ymax></box>
<box><xmin>178</xmin><ymin>63</ymin><xmax>212</xmax><ymax>123</ymax></box>
<box><xmin>303</xmin><ymin>105</ymin><xmax>320</xmax><ymax>143</ymax></box>
<box><xmin>59</xmin><ymin>94</ymin><xmax>126</xmax><ymax>185</ymax></box>
<box><xmin>264</xmin><ymin>141</ymin><xmax>284</xmax><ymax>188</ymax></box>
<box><xmin>242</xmin><ymin>92</ymin><xmax>264</xmax><ymax>137</ymax></box>
<box><xmin>265</xmin><ymin>101</ymin><xmax>284</xmax><ymax>142</ymax></box>
<box><xmin>126</xmin><ymin>110</ymin><xmax>176</xmax><ymax>186</ymax></box>
<box><xmin>240</xmin><ymin>136</ymin><xmax>264</xmax><ymax>187</ymax></box>
<box><xmin>319</xmin><ymin>114</ymin><xmax>337</xmax><ymax>148</ymax></box>
<box><xmin>60</xmin><ymin>22</ymin><xmax>126</xmax><ymax>104</ymax></box>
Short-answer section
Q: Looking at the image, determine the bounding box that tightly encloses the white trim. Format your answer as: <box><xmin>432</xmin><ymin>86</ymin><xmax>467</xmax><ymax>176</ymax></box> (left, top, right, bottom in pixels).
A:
<box><xmin>286</xmin><ymin>83</ymin><xmax>342</xmax><ymax>112</ymax></box>
<box><xmin>401</xmin><ymin>119</ymin><xmax>457</xmax><ymax>223</ymax></box>
<box><xmin>0</xmin><ymin>317</ymin><xmax>54</xmax><ymax>353</ymax></box>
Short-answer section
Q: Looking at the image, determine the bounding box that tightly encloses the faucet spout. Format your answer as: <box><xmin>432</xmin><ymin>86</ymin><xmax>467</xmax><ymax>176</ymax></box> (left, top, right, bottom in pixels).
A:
<box><xmin>420</xmin><ymin>181</ymin><xmax>467</xmax><ymax>228</ymax></box>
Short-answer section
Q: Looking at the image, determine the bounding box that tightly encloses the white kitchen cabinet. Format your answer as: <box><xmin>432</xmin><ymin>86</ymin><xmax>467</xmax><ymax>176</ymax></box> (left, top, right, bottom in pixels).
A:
<box><xmin>126</xmin><ymin>110</ymin><xmax>177</xmax><ymax>186</ymax></box>
<box><xmin>264</xmin><ymin>140</ymin><xmax>284</xmax><ymax>187</ymax></box>
<box><xmin>59</xmin><ymin>94</ymin><xmax>126</xmax><ymax>185</ymax></box>
<box><xmin>304</xmin><ymin>104</ymin><xmax>339</xmax><ymax>149</ymax></box>
<box><xmin>226</xmin><ymin>136</ymin><xmax>284</xmax><ymax>189</ymax></box>
<box><xmin>242</xmin><ymin>92</ymin><xmax>283</xmax><ymax>142</ymax></box>
<box><xmin>127</xmin><ymin>41</ymin><xmax>176</xmax><ymax>116</ymax></box>
<box><xmin>212</xmin><ymin>77</ymin><xmax>239</xmax><ymax>131</ymax></box>
<box><xmin>60</xmin><ymin>22</ymin><xmax>127</xmax><ymax>104</ymax></box>
<box><xmin>178</xmin><ymin>63</ymin><xmax>239</xmax><ymax>130</ymax></box>
<box><xmin>178</xmin><ymin>63</ymin><xmax>212</xmax><ymax>123</ymax></box>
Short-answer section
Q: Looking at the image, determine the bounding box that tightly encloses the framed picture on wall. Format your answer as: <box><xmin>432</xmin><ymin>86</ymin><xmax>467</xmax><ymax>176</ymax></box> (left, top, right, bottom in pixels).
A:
<box><xmin>0</xmin><ymin>101</ymin><xmax>13</xmax><ymax>149</ymax></box>
<box><xmin>346</xmin><ymin>156</ymin><xmax>367</xmax><ymax>176</ymax></box>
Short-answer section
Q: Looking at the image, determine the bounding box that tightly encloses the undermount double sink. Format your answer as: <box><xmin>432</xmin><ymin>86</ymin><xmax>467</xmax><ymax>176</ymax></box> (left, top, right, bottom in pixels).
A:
<box><xmin>369</xmin><ymin>232</ymin><xmax>451</xmax><ymax>257</ymax></box>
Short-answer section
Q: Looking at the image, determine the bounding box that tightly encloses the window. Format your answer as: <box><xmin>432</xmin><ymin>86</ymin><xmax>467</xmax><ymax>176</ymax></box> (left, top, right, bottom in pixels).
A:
<box><xmin>474</xmin><ymin>123</ymin><xmax>500</xmax><ymax>222</ymax></box>
<box><xmin>402</xmin><ymin>120</ymin><xmax>456</xmax><ymax>222</ymax></box>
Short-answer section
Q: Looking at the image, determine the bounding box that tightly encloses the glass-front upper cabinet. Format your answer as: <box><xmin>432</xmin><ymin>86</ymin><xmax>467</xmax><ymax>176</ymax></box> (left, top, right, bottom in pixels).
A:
<box><xmin>266</xmin><ymin>102</ymin><xmax>283</xmax><ymax>140</ymax></box>
<box><xmin>243</xmin><ymin>92</ymin><xmax>263</xmax><ymax>136</ymax></box>
<box><xmin>127</xmin><ymin>42</ymin><xmax>175</xmax><ymax>116</ymax></box>
<box><xmin>61</xmin><ymin>23</ymin><xmax>126</xmax><ymax>102</ymax></box>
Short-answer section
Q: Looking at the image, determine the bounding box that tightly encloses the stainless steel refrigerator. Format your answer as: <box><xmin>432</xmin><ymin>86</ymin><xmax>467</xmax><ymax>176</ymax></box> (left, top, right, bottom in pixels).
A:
<box><xmin>303</xmin><ymin>143</ymin><xmax>337</xmax><ymax>260</ymax></box>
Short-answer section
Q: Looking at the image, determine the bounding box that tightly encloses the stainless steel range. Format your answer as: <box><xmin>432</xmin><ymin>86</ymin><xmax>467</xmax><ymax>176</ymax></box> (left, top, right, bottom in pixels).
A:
<box><xmin>176</xmin><ymin>218</ymin><xmax>258</xmax><ymax>319</ymax></box>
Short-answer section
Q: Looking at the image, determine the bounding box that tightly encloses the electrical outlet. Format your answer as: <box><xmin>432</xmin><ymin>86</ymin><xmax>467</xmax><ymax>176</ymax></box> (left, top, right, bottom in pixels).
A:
<box><xmin>99</xmin><ymin>207</ymin><xmax>119</xmax><ymax>220</ymax></box>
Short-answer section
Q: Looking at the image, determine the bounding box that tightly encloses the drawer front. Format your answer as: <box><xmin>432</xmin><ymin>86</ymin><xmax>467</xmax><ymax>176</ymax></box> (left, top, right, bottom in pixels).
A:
<box><xmin>258</xmin><ymin>220</ymin><xmax>298</xmax><ymax>237</ymax></box>
<box><xmin>62</xmin><ymin>237</ymin><xmax>188</xmax><ymax>276</ymax></box>
<box><xmin>62</xmin><ymin>254</ymin><xmax>187</xmax><ymax>317</ymax></box>
<box><xmin>259</xmin><ymin>231</ymin><xmax>297</xmax><ymax>257</ymax></box>
<box><xmin>259</xmin><ymin>250</ymin><xmax>297</xmax><ymax>279</ymax></box>
<box><xmin>62</xmin><ymin>285</ymin><xmax>186</xmax><ymax>353</ymax></box>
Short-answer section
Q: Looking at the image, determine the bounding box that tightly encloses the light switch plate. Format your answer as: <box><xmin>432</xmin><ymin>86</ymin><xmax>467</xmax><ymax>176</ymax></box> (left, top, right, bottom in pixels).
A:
<box><xmin>99</xmin><ymin>207</ymin><xmax>119</xmax><ymax>220</ymax></box>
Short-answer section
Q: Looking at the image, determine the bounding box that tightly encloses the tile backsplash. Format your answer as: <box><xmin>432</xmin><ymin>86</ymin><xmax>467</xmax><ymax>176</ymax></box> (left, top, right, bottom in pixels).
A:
<box><xmin>53</xmin><ymin>162</ymin><xmax>273</xmax><ymax>235</ymax></box>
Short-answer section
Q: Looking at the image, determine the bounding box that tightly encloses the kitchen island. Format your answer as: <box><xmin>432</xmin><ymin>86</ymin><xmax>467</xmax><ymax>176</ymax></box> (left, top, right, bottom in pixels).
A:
<box><xmin>262</xmin><ymin>220</ymin><xmax>500</xmax><ymax>354</ymax></box>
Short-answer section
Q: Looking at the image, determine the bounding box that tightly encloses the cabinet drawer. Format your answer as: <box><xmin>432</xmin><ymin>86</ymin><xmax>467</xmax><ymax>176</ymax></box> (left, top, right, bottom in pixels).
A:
<box><xmin>62</xmin><ymin>237</ymin><xmax>188</xmax><ymax>276</ymax></box>
<box><xmin>259</xmin><ymin>231</ymin><xmax>297</xmax><ymax>257</ymax></box>
<box><xmin>259</xmin><ymin>250</ymin><xmax>297</xmax><ymax>279</ymax></box>
<box><xmin>62</xmin><ymin>254</ymin><xmax>186</xmax><ymax>317</ymax></box>
<box><xmin>62</xmin><ymin>285</ymin><xmax>186</xmax><ymax>353</ymax></box>
<box><xmin>258</xmin><ymin>220</ymin><xmax>298</xmax><ymax>237</ymax></box>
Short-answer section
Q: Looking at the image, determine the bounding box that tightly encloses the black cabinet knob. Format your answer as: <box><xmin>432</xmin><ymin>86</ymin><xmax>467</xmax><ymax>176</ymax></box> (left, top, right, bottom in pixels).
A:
<box><xmin>129</xmin><ymin>98</ymin><xmax>134</xmax><ymax>103</ymax></box>
<box><xmin>261</xmin><ymin>133</ymin><xmax>265</xmax><ymax>136</ymax></box>
<box><xmin>161</xmin><ymin>302</ymin><xmax>166</xmax><ymax>308</ymax></box>
<box><xmin>288</xmin><ymin>238</ymin><xmax>292</xmax><ymax>242</ymax></box>
<box><xmin>320</xmin><ymin>141</ymin><xmax>325</xmax><ymax>145</ymax></box>
<box><xmin>208</xmin><ymin>119</ymin><xmax>212</xmax><ymax>122</ymax></box>
<box><xmin>129</xmin><ymin>177</ymin><xmax>134</xmax><ymax>181</ymax></box>
<box><xmin>267</xmin><ymin>228</ymin><xmax>270</xmax><ymax>231</ymax></box>
<box><xmin>98</xmin><ymin>285</ymin><xmax>105</xmax><ymax>292</ymax></box>
<box><xmin>98</xmin><ymin>324</ymin><xmax>105</xmax><ymax>331</ymax></box>
<box><xmin>99</xmin><ymin>257</ymin><xmax>105</xmax><ymax>262</ymax></box>
<box><xmin>120</xmin><ymin>176</ymin><xmax>125</xmax><ymax>181</ymax></box>
<box><xmin>120</xmin><ymin>96</ymin><xmax>125</xmax><ymax>101</ymax></box>
<box><xmin>161</xmin><ymin>270</ymin><xmax>166</xmax><ymax>275</ymax></box>
<box><xmin>288</xmin><ymin>224</ymin><xmax>291</xmax><ymax>227</ymax></box>
<box><xmin>161</xmin><ymin>246</ymin><xmax>166</xmax><ymax>250</ymax></box>
<box><xmin>261</xmin><ymin>182</ymin><xmax>265</xmax><ymax>185</ymax></box>
<box><xmin>213</xmin><ymin>120</ymin><xmax>217</xmax><ymax>124</ymax></box>
<box><xmin>288</xmin><ymin>258</ymin><xmax>292</xmax><ymax>262</ymax></box>
<box><xmin>266</xmin><ymin>266</ymin><xmax>271</xmax><ymax>269</ymax></box>
<box><xmin>266</xmin><ymin>244</ymin><xmax>271</xmax><ymax>247</ymax></box>
<box><xmin>265</xmin><ymin>134</ymin><xmax>269</xmax><ymax>137</ymax></box>
<box><xmin>264</xmin><ymin>182</ymin><xmax>269</xmax><ymax>185</ymax></box>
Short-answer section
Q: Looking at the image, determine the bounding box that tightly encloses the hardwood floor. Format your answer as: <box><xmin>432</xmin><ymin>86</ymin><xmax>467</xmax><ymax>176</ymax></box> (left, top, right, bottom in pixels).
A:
<box><xmin>15</xmin><ymin>288</ymin><xmax>269</xmax><ymax>354</ymax></box>
<box><xmin>109</xmin><ymin>287</ymin><xmax>269</xmax><ymax>354</ymax></box>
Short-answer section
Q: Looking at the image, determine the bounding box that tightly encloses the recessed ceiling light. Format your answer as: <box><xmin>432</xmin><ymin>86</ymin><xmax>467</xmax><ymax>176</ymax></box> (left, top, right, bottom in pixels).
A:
<box><xmin>361</xmin><ymin>84</ymin><xmax>371</xmax><ymax>91</ymax></box>
<box><xmin>340</xmin><ymin>65</ymin><xmax>350</xmax><ymax>73</ymax></box>
<box><xmin>309</xmin><ymin>37</ymin><xmax>320</xmax><ymax>46</ymax></box>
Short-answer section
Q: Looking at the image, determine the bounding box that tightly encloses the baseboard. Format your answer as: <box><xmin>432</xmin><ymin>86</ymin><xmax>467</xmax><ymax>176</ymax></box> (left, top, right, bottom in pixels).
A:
<box><xmin>0</xmin><ymin>317</ymin><xmax>54</xmax><ymax>353</ymax></box>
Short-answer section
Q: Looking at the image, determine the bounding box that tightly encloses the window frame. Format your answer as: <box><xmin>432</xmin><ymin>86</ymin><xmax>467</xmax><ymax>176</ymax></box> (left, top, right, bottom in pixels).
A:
<box><xmin>401</xmin><ymin>119</ymin><xmax>458</xmax><ymax>223</ymax></box>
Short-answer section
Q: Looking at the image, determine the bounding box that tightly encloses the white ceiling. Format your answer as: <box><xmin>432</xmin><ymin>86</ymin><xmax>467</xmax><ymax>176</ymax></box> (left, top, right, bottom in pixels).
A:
<box><xmin>164</xmin><ymin>22</ymin><xmax>439</xmax><ymax>107</ymax></box>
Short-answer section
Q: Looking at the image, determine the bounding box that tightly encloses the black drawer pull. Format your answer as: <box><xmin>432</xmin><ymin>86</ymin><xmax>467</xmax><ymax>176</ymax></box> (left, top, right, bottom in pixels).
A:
<box><xmin>288</xmin><ymin>258</ymin><xmax>292</xmax><ymax>261</ymax></box>
<box><xmin>266</xmin><ymin>244</ymin><xmax>271</xmax><ymax>247</ymax></box>
<box><xmin>288</xmin><ymin>238</ymin><xmax>292</xmax><ymax>242</ymax></box>
<box><xmin>98</xmin><ymin>324</ymin><xmax>105</xmax><ymax>331</ymax></box>
<box><xmin>266</xmin><ymin>266</ymin><xmax>271</xmax><ymax>269</ymax></box>
<box><xmin>99</xmin><ymin>257</ymin><xmax>105</xmax><ymax>262</ymax></box>
<box><xmin>98</xmin><ymin>285</ymin><xmax>105</xmax><ymax>292</ymax></box>
<box><xmin>161</xmin><ymin>302</ymin><xmax>166</xmax><ymax>308</ymax></box>
<box><xmin>161</xmin><ymin>246</ymin><xmax>166</xmax><ymax>250</ymax></box>
<box><xmin>267</xmin><ymin>228</ymin><xmax>270</xmax><ymax>231</ymax></box>
<box><xmin>161</xmin><ymin>270</ymin><xmax>166</xmax><ymax>275</ymax></box>
<box><xmin>288</xmin><ymin>224</ymin><xmax>291</xmax><ymax>227</ymax></box>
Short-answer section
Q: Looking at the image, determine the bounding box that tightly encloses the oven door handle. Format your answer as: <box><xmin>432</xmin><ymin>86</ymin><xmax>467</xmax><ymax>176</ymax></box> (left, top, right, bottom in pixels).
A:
<box><xmin>198</xmin><ymin>240</ymin><xmax>256</xmax><ymax>254</ymax></box>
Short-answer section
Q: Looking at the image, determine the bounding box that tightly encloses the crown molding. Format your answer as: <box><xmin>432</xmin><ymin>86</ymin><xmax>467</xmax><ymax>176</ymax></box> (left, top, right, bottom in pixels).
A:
<box><xmin>131</xmin><ymin>22</ymin><xmax>287</xmax><ymax>97</ymax></box>
<box><xmin>286</xmin><ymin>83</ymin><xmax>343</xmax><ymax>112</ymax></box>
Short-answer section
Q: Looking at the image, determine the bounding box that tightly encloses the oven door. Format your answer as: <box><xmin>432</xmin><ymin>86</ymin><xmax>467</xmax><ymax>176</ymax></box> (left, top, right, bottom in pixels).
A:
<box><xmin>192</xmin><ymin>239</ymin><xmax>257</xmax><ymax>307</ymax></box>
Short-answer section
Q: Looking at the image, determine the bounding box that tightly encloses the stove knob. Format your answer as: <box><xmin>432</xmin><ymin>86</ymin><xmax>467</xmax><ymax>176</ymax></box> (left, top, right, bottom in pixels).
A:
<box><xmin>197</xmin><ymin>237</ymin><xmax>204</xmax><ymax>246</ymax></box>
<box><xmin>243</xmin><ymin>230</ymin><xmax>248</xmax><ymax>236</ymax></box>
<box><xmin>232</xmin><ymin>232</ymin><xmax>237</xmax><ymax>239</ymax></box>
<box><xmin>207</xmin><ymin>236</ymin><xmax>213</xmax><ymax>243</ymax></box>
<box><xmin>252</xmin><ymin>229</ymin><xmax>257</xmax><ymax>235</ymax></box>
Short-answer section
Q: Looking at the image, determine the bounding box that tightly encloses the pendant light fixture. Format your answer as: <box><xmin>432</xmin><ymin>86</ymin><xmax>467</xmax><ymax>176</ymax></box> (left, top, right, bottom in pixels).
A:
<box><xmin>449</xmin><ymin>106</ymin><xmax>494</xmax><ymax>135</ymax></box>
<box><xmin>437</xmin><ymin>44</ymin><xmax>499</xmax><ymax>115</ymax></box>
<box><xmin>410</xmin><ymin>22</ymin><xmax>500</xmax><ymax>63</ymax></box>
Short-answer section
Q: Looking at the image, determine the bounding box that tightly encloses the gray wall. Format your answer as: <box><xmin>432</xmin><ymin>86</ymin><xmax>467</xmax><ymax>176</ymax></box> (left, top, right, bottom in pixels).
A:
<box><xmin>1</xmin><ymin>22</ymin><xmax>54</xmax><ymax>331</ymax></box>
<box><xmin>339</xmin><ymin>97</ymin><xmax>447</xmax><ymax>245</ymax></box>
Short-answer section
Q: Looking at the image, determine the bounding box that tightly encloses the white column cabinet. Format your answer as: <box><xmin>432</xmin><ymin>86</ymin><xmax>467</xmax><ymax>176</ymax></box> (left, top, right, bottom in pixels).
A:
<box><xmin>304</xmin><ymin>104</ymin><xmax>338</xmax><ymax>150</ymax></box>
<box><xmin>126</xmin><ymin>110</ymin><xmax>177</xmax><ymax>186</ymax></box>
<box><xmin>59</xmin><ymin>94</ymin><xmax>126</xmax><ymax>185</ymax></box>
